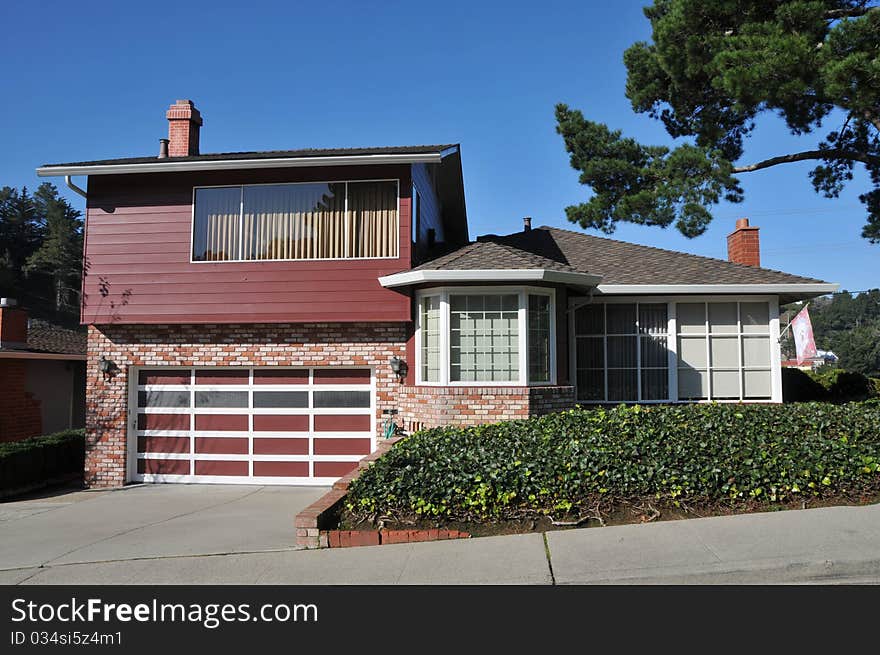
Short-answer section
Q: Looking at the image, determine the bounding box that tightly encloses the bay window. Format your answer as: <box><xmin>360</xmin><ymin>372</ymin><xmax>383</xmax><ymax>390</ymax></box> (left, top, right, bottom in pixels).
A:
<box><xmin>192</xmin><ymin>180</ymin><xmax>399</xmax><ymax>262</ymax></box>
<box><xmin>416</xmin><ymin>288</ymin><xmax>556</xmax><ymax>386</ymax></box>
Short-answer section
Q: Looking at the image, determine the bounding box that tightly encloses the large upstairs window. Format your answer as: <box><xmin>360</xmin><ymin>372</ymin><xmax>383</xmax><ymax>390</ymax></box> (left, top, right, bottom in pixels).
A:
<box><xmin>192</xmin><ymin>180</ymin><xmax>399</xmax><ymax>262</ymax></box>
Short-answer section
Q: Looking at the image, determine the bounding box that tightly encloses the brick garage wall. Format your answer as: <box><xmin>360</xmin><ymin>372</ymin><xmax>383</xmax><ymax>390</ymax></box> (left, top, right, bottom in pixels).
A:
<box><xmin>0</xmin><ymin>360</ymin><xmax>42</xmax><ymax>442</ymax></box>
<box><xmin>399</xmin><ymin>385</ymin><xmax>575</xmax><ymax>432</ymax></box>
<box><xmin>86</xmin><ymin>323</ymin><xmax>408</xmax><ymax>488</ymax></box>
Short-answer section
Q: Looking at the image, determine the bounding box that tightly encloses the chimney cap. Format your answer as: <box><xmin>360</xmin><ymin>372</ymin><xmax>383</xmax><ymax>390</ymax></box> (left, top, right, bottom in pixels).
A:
<box><xmin>0</xmin><ymin>298</ymin><xmax>17</xmax><ymax>308</ymax></box>
<box><xmin>523</xmin><ymin>216</ymin><xmax>532</xmax><ymax>232</ymax></box>
<box><xmin>736</xmin><ymin>217</ymin><xmax>751</xmax><ymax>229</ymax></box>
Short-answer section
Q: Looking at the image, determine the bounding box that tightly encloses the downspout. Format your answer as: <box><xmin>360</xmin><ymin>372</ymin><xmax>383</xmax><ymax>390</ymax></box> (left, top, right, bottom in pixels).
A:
<box><xmin>65</xmin><ymin>175</ymin><xmax>87</xmax><ymax>198</ymax></box>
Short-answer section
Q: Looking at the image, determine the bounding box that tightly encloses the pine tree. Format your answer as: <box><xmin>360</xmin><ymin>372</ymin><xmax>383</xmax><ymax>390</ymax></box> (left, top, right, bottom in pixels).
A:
<box><xmin>0</xmin><ymin>186</ymin><xmax>42</xmax><ymax>291</ymax></box>
<box><xmin>24</xmin><ymin>183</ymin><xmax>84</xmax><ymax>311</ymax></box>
<box><xmin>556</xmin><ymin>1</ymin><xmax>880</xmax><ymax>242</ymax></box>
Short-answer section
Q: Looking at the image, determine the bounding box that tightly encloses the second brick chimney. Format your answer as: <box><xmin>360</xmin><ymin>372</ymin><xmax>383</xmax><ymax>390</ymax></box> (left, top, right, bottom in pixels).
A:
<box><xmin>166</xmin><ymin>99</ymin><xmax>203</xmax><ymax>157</ymax></box>
<box><xmin>727</xmin><ymin>218</ymin><xmax>760</xmax><ymax>267</ymax></box>
<box><xmin>0</xmin><ymin>298</ymin><xmax>28</xmax><ymax>349</ymax></box>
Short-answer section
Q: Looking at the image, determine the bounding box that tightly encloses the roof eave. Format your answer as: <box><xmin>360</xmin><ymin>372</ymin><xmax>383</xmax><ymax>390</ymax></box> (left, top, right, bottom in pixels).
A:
<box><xmin>596</xmin><ymin>283</ymin><xmax>839</xmax><ymax>299</ymax></box>
<box><xmin>37</xmin><ymin>151</ymin><xmax>451</xmax><ymax>177</ymax></box>
<box><xmin>378</xmin><ymin>269</ymin><xmax>603</xmax><ymax>288</ymax></box>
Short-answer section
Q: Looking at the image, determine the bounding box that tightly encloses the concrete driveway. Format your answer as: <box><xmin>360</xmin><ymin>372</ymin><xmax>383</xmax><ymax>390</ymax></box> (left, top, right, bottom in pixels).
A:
<box><xmin>0</xmin><ymin>484</ymin><xmax>325</xmax><ymax>571</ymax></box>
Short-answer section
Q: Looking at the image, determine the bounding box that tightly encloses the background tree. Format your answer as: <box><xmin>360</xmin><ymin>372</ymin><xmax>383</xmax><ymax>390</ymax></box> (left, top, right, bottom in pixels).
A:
<box><xmin>782</xmin><ymin>289</ymin><xmax>880</xmax><ymax>375</ymax></box>
<box><xmin>556</xmin><ymin>0</ymin><xmax>880</xmax><ymax>242</ymax></box>
<box><xmin>0</xmin><ymin>186</ymin><xmax>41</xmax><ymax>291</ymax></box>
<box><xmin>25</xmin><ymin>183</ymin><xmax>83</xmax><ymax>312</ymax></box>
<box><xmin>0</xmin><ymin>183</ymin><xmax>83</xmax><ymax>324</ymax></box>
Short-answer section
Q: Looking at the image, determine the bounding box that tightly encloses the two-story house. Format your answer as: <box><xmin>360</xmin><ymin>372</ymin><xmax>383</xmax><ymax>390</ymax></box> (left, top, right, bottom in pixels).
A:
<box><xmin>38</xmin><ymin>100</ymin><xmax>838</xmax><ymax>489</ymax></box>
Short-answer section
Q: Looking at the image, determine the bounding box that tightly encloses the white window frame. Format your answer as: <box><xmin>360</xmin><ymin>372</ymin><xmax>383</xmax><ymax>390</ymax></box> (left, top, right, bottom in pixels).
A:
<box><xmin>414</xmin><ymin>286</ymin><xmax>557</xmax><ymax>387</ymax></box>
<box><xmin>569</xmin><ymin>295</ymin><xmax>782</xmax><ymax>404</ymax></box>
<box><xmin>190</xmin><ymin>178</ymin><xmax>401</xmax><ymax>263</ymax></box>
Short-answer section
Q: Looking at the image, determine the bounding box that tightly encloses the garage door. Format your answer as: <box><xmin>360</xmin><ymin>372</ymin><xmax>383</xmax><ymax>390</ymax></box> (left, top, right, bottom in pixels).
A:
<box><xmin>129</xmin><ymin>367</ymin><xmax>375</xmax><ymax>485</ymax></box>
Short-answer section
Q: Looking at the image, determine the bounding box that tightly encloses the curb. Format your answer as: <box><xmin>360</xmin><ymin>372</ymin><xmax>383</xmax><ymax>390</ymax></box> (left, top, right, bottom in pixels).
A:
<box><xmin>295</xmin><ymin>436</ymin><xmax>405</xmax><ymax>549</ymax></box>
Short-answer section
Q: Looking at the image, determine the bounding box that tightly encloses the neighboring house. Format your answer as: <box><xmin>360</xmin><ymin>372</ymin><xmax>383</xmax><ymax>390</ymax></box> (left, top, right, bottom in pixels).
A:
<box><xmin>37</xmin><ymin>100</ymin><xmax>839</xmax><ymax>489</ymax></box>
<box><xmin>782</xmin><ymin>349</ymin><xmax>838</xmax><ymax>371</ymax></box>
<box><xmin>0</xmin><ymin>299</ymin><xmax>87</xmax><ymax>442</ymax></box>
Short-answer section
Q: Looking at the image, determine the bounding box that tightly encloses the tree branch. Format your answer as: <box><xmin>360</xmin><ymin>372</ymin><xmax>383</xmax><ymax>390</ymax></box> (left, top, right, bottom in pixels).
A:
<box><xmin>733</xmin><ymin>149</ymin><xmax>880</xmax><ymax>173</ymax></box>
<box><xmin>824</xmin><ymin>5</ymin><xmax>877</xmax><ymax>20</ymax></box>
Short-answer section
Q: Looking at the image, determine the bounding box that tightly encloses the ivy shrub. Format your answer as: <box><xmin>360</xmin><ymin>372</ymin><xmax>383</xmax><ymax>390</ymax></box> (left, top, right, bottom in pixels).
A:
<box><xmin>346</xmin><ymin>403</ymin><xmax>880</xmax><ymax>521</ymax></box>
<box><xmin>0</xmin><ymin>429</ymin><xmax>84</xmax><ymax>495</ymax></box>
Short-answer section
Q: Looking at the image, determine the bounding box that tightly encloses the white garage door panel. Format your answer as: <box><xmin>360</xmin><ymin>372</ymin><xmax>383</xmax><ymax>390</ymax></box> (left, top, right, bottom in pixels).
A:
<box><xmin>129</xmin><ymin>367</ymin><xmax>375</xmax><ymax>485</ymax></box>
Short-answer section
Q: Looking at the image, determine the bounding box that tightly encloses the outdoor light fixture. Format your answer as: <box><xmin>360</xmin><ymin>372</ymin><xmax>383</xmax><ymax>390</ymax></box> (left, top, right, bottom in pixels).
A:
<box><xmin>389</xmin><ymin>356</ymin><xmax>407</xmax><ymax>380</ymax></box>
<box><xmin>99</xmin><ymin>356</ymin><xmax>115</xmax><ymax>375</ymax></box>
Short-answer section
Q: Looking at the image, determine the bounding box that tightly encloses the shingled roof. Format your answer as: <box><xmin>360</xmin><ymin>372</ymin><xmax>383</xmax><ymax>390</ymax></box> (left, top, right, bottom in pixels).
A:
<box><xmin>412</xmin><ymin>225</ymin><xmax>826</xmax><ymax>286</ymax></box>
<box><xmin>24</xmin><ymin>320</ymin><xmax>86</xmax><ymax>355</ymax></box>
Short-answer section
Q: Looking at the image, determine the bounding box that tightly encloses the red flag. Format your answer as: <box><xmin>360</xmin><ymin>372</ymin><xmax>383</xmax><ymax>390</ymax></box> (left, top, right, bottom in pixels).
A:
<box><xmin>791</xmin><ymin>305</ymin><xmax>817</xmax><ymax>365</ymax></box>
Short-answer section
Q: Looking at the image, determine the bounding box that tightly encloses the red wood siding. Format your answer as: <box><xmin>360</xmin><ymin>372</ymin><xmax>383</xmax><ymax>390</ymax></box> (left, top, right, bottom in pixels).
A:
<box><xmin>83</xmin><ymin>165</ymin><xmax>413</xmax><ymax>324</ymax></box>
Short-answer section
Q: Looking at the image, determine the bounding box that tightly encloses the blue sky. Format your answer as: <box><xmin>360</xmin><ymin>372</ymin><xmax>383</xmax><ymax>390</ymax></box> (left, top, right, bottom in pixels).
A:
<box><xmin>2</xmin><ymin>0</ymin><xmax>876</xmax><ymax>291</ymax></box>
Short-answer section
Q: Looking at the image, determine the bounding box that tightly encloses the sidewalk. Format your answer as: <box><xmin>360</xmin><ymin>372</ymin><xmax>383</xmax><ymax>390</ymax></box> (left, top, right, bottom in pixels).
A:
<box><xmin>3</xmin><ymin>499</ymin><xmax>879</xmax><ymax>584</ymax></box>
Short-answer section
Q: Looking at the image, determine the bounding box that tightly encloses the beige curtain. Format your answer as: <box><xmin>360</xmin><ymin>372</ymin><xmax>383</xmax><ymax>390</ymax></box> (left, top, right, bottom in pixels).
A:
<box><xmin>348</xmin><ymin>181</ymin><xmax>398</xmax><ymax>258</ymax></box>
<box><xmin>196</xmin><ymin>181</ymin><xmax>397</xmax><ymax>262</ymax></box>
<box><xmin>194</xmin><ymin>187</ymin><xmax>242</xmax><ymax>261</ymax></box>
<box><xmin>242</xmin><ymin>183</ymin><xmax>345</xmax><ymax>260</ymax></box>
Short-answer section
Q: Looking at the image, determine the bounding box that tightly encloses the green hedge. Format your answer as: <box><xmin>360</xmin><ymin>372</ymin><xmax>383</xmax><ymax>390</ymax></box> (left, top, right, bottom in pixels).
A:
<box><xmin>0</xmin><ymin>429</ymin><xmax>84</xmax><ymax>494</ymax></box>
<box><xmin>783</xmin><ymin>367</ymin><xmax>880</xmax><ymax>403</ymax></box>
<box><xmin>346</xmin><ymin>403</ymin><xmax>880</xmax><ymax>521</ymax></box>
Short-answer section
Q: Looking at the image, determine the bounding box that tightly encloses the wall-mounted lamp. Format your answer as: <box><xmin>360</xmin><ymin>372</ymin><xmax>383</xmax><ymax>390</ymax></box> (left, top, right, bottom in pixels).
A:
<box><xmin>99</xmin><ymin>356</ymin><xmax>116</xmax><ymax>376</ymax></box>
<box><xmin>389</xmin><ymin>356</ymin><xmax>407</xmax><ymax>381</ymax></box>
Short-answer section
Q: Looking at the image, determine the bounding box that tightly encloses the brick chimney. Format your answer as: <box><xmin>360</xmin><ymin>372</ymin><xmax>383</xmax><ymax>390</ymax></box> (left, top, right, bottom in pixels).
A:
<box><xmin>0</xmin><ymin>298</ymin><xmax>27</xmax><ymax>349</ymax></box>
<box><xmin>727</xmin><ymin>218</ymin><xmax>760</xmax><ymax>267</ymax></box>
<box><xmin>165</xmin><ymin>99</ymin><xmax>203</xmax><ymax>157</ymax></box>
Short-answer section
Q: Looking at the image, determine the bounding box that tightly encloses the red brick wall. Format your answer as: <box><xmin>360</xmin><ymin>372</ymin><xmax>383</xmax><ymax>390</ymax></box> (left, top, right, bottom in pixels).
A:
<box><xmin>0</xmin><ymin>307</ymin><xmax>28</xmax><ymax>347</ymax></box>
<box><xmin>86</xmin><ymin>323</ymin><xmax>409</xmax><ymax>487</ymax></box>
<box><xmin>0</xmin><ymin>360</ymin><xmax>43</xmax><ymax>442</ymax></box>
<box><xmin>398</xmin><ymin>385</ymin><xmax>575</xmax><ymax>433</ymax></box>
<box><xmin>727</xmin><ymin>219</ymin><xmax>760</xmax><ymax>267</ymax></box>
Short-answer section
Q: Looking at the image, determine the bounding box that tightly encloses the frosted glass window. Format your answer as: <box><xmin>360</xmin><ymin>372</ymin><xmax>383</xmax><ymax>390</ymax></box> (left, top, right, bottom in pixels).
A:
<box><xmin>677</xmin><ymin>303</ymin><xmax>706</xmax><ymax>334</ymax></box>
<box><xmin>678</xmin><ymin>336</ymin><xmax>708</xmax><ymax>368</ymax></box>
<box><xmin>742</xmin><ymin>337</ymin><xmax>771</xmax><ymax>368</ymax></box>
<box><xmin>711</xmin><ymin>370</ymin><xmax>740</xmax><ymax>399</ymax></box>
<box><xmin>675</xmin><ymin>300</ymin><xmax>775</xmax><ymax>401</ymax></box>
<box><xmin>710</xmin><ymin>337</ymin><xmax>739</xmax><ymax>368</ymax></box>
<box><xmin>420</xmin><ymin>296</ymin><xmax>441</xmax><ymax>382</ymax></box>
<box><xmin>528</xmin><ymin>295</ymin><xmax>552</xmax><ymax>383</ymax></box>
<box><xmin>744</xmin><ymin>370</ymin><xmax>772</xmax><ymax>398</ymax></box>
<box><xmin>450</xmin><ymin>294</ymin><xmax>519</xmax><ymax>382</ymax></box>
<box><xmin>678</xmin><ymin>369</ymin><xmax>709</xmax><ymax>399</ymax></box>
<box><xmin>709</xmin><ymin>303</ymin><xmax>739</xmax><ymax>334</ymax></box>
<box><xmin>741</xmin><ymin>303</ymin><xmax>770</xmax><ymax>333</ymax></box>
